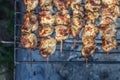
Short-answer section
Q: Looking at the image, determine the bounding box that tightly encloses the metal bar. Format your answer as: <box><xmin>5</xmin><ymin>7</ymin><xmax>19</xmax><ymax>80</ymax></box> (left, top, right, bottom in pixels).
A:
<box><xmin>15</xmin><ymin>61</ymin><xmax>120</xmax><ymax>64</ymax></box>
<box><xmin>14</xmin><ymin>0</ymin><xmax>17</xmax><ymax>80</ymax></box>
<box><xmin>14</xmin><ymin>11</ymin><xmax>120</xmax><ymax>18</ymax></box>
<box><xmin>2</xmin><ymin>38</ymin><xmax>120</xmax><ymax>44</ymax></box>
<box><xmin>14</xmin><ymin>23</ymin><xmax>120</xmax><ymax>28</ymax></box>
<box><xmin>14</xmin><ymin>47</ymin><xmax>120</xmax><ymax>54</ymax></box>
<box><xmin>15</xmin><ymin>35</ymin><xmax>120</xmax><ymax>41</ymax></box>
<box><xmin>14</xmin><ymin>39</ymin><xmax>120</xmax><ymax>43</ymax></box>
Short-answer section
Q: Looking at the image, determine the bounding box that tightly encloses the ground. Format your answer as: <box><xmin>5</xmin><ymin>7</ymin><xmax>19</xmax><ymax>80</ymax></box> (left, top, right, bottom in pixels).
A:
<box><xmin>0</xmin><ymin>0</ymin><xmax>14</xmax><ymax>80</ymax></box>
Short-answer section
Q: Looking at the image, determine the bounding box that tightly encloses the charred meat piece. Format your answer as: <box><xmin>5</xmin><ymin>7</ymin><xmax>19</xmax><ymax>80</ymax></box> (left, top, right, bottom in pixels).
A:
<box><xmin>72</xmin><ymin>9</ymin><xmax>84</xmax><ymax>18</ymax></box>
<box><xmin>39</xmin><ymin>0</ymin><xmax>52</xmax><ymax>6</ymax></box>
<box><xmin>55</xmin><ymin>10</ymin><xmax>70</xmax><ymax>26</ymax></box>
<box><xmin>102</xmin><ymin>0</ymin><xmax>119</xmax><ymax>6</ymax></box>
<box><xmin>39</xmin><ymin>9</ymin><xmax>55</xmax><ymax>26</ymax></box>
<box><xmin>39</xmin><ymin>37</ymin><xmax>57</xmax><ymax>58</ymax></box>
<box><xmin>82</xmin><ymin>45</ymin><xmax>96</xmax><ymax>58</ymax></box>
<box><xmin>101</xmin><ymin>5</ymin><xmax>120</xmax><ymax>21</ymax></box>
<box><xmin>82</xmin><ymin>22</ymin><xmax>98</xmax><ymax>39</ymax></box>
<box><xmin>85</xmin><ymin>11</ymin><xmax>99</xmax><ymax>23</ymax></box>
<box><xmin>39</xmin><ymin>0</ymin><xmax>53</xmax><ymax>12</ymax></box>
<box><xmin>102</xmin><ymin>36</ymin><xmax>117</xmax><ymax>52</ymax></box>
<box><xmin>69</xmin><ymin>0</ymin><xmax>82</xmax><ymax>11</ymax></box>
<box><xmin>24</xmin><ymin>0</ymin><xmax>38</xmax><ymax>12</ymax></box>
<box><xmin>85</xmin><ymin>0</ymin><xmax>101</xmax><ymax>12</ymax></box>
<box><xmin>21</xmin><ymin>33</ymin><xmax>37</xmax><ymax>49</ymax></box>
<box><xmin>55</xmin><ymin>25</ymin><xmax>70</xmax><ymax>41</ymax></box>
<box><xmin>38</xmin><ymin>25</ymin><xmax>54</xmax><ymax>37</ymax></box>
<box><xmin>22</xmin><ymin>12</ymin><xmax>38</xmax><ymax>33</ymax></box>
<box><xmin>53</xmin><ymin>0</ymin><xmax>69</xmax><ymax>10</ymax></box>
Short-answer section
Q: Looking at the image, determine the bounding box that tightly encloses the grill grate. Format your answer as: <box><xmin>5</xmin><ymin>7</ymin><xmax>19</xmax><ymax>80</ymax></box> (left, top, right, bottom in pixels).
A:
<box><xmin>14</xmin><ymin>0</ymin><xmax>120</xmax><ymax>63</ymax></box>
<box><xmin>14</xmin><ymin>0</ymin><xmax>120</xmax><ymax>79</ymax></box>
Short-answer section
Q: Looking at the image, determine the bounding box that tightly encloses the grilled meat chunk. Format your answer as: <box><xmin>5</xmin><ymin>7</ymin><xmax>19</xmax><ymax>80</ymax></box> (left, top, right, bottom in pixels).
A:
<box><xmin>55</xmin><ymin>10</ymin><xmax>70</xmax><ymax>26</ymax></box>
<box><xmin>69</xmin><ymin>0</ymin><xmax>82</xmax><ymax>11</ymax></box>
<box><xmin>24</xmin><ymin>0</ymin><xmax>38</xmax><ymax>12</ymax></box>
<box><xmin>39</xmin><ymin>9</ymin><xmax>55</xmax><ymax>26</ymax></box>
<box><xmin>21</xmin><ymin>33</ymin><xmax>37</xmax><ymax>49</ymax></box>
<box><xmin>85</xmin><ymin>0</ymin><xmax>101</xmax><ymax>12</ymax></box>
<box><xmin>38</xmin><ymin>25</ymin><xmax>54</xmax><ymax>37</ymax></box>
<box><xmin>22</xmin><ymin>12</ymin><xmax>38</xmax><ymax>33</ymax></box>
<box><xmin>39</xmin><ymin>37</ymin><xmax>57</xmax><ymax>58</ymax></box>
<box><xmin>55</xmin><ymin>25</ymin><xmax>70</xmax><ymax>41</ymax></box>
<box><xmin>53</xmin><ymin>0</ymin><xmax>69</xmax><ymax>10</ymax></box>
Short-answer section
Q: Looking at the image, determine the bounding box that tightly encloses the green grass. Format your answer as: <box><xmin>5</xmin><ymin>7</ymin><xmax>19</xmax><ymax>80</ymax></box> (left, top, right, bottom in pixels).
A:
<box><xmin>0</xmin><ymin>44</ymin><xmax>14</xmax><ymax>70</ymax></box>
<box><xmin>0</xmin><ymin>0</ymin><xmax>14</xmax><ymax>80</ymax></box>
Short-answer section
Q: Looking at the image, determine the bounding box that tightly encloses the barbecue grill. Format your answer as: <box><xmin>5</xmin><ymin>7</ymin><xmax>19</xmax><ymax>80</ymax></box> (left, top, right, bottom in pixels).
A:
<box><xmin>14</xmin><ymin>0</ymin><xmax>120</xmax><ymax>80</ymax></box>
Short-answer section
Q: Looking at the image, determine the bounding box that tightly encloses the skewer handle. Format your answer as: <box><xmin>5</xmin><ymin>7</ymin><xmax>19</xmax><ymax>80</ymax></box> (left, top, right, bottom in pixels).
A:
<box><xmin>60</xmin><ymin>40</ymin><xmax>63</xmax><ymax>52</ymax></box>
<box><xmin>86</xmin><ymin>58</ymin><xmax>88</xmax><ymax>67</ymax></box>
<box><xmin>107</xmin><ymin>52</ymin><xmax>109</xmax><ymax>55</ymax></box>
<box><xmin>74</xmin><ymin>39</ymin><xmax>76</xmax><ymax>54</ymax></box>
<box><xmin>74</xmin><ymin>39</ymin><xmax>76</xmax><ymax>49</ymax></box>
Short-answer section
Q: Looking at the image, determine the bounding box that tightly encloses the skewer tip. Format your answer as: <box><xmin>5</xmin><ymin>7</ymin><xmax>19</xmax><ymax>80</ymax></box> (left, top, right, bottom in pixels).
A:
<box><xmin>107</xmin><ymin>52</ymin><xmax>109</xmax><ymax>56</ymax></box>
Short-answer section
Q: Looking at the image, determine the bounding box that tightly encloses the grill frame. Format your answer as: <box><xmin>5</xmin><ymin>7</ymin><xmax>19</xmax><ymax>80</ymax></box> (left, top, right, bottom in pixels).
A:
<box><xmin>14</xmin><ymin>0</ymin><xmax>120</xmax><ymax>80</ymax></box>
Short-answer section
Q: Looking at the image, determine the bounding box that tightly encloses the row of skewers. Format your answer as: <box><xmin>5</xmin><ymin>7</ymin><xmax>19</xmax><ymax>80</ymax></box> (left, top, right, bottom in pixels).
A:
<box><xmin>21</xmin><ymin>0</ymin><xmax>120</xmax><ymax>61</ymax></box>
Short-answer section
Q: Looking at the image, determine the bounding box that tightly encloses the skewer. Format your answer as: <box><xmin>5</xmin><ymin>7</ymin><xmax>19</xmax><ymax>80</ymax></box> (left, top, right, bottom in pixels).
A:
<box><xmin>74</xmin><ymin>39</ymin><xmax>76</xmax><ymax>53</ymax></box>
<box><xmin>46</xmin><ymin>57</ymin><xmax>49</xmax><ymax>80</ymax></box>
<box><xmin>46</xmin><ymin>57</ymin><xmax>49</xmax><ymax>64</ymax></box>
<box><xmin>74</xmin><ymin>39</ymin><xmax>76</xmax><ymax>49</ymax></box>
<box><xmin>29</xmin><ymin>49</ymin><xmax>32</xmax><ymax>71</ymax></box>
<box><xmin>60</xmin><ymin>40</ymin><xmax>63</xmax><ymax>52</ymax></box>
<box><xmin>85</xmin><ymin>58</ymin><xmax>88</xmax><ymax>67</ymax></box>
<box><xmin>107</xmin><ymin>52</ymin><xmax>109</xmax><ymax>56</ymax></box>
<box><xmin>29</xmin><ymin>49</ymin><xmax>33</xmax><ymax>80</ymax></box>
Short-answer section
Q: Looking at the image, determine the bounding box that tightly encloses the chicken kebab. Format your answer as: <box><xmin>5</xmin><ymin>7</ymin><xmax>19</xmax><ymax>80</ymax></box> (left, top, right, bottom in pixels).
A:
<box><xmin>54</xmin><ymin>5</ymin><xmax>70</xmax><ymax>52</ymax></box>
<box><xmin>99</xmin><ymin>0</ymin><xmax>119</xmax><ymax>54</ymax></box>
<box><xmin>82</xmin><ymin>20</ymin><xmax>98</xmax><ymax>59</ymax></box>
<box><xmin>99</xmin><ymin>17</ymin><xmax>118</xmax><ymax>54</ymax></box>
<box><xmin>81</xmin><ymin>0</ymin><xmax>101</xmax><ymax>59</ymax></box>
<box><xmin>38</xmin><ymin>2</ymin><xmax>57</xmax><ymax>59</ymax></box>
<box><xmin>21</xmin><ymin>12</ymin><xmax>38</xmax><ymax>49</ymax></box>
<box><xmin>69</xmin><ymin>0</ymin><xmax>84</xmax><ymax>48</ymax></box>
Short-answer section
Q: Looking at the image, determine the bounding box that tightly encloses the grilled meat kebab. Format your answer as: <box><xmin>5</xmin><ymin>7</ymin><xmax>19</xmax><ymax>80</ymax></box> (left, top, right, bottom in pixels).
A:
<box><xmin>82</xmin><ymin>20</ymin><xmax>98</xmax><ymax>58</ymax></box>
